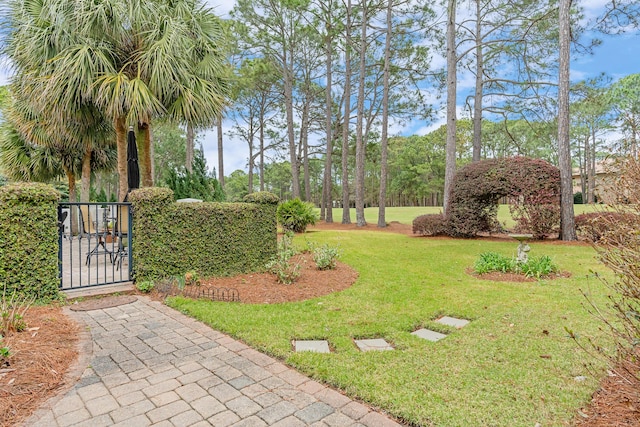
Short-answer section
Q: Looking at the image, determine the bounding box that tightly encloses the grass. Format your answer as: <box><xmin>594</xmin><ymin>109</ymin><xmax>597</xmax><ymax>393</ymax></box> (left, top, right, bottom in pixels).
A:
<box><xmin>321</xmin><ymin>204</ymin><xmax>603</xmax><ymax>229</ymax></box>
<box><xmin>168</xmin><ymin>230</ymin><xmax>614</xmax><ymax>426</ymax></box>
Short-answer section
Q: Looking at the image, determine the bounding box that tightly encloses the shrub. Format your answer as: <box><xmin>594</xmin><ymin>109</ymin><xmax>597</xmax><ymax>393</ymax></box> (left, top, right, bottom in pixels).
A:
<box><xmin>575</xmin><ymin>211</ymin><xmax>636</xmax><ymax>242</ymax></box>
<box><xmin>519</xmin><ymin>255</ymin><xmax>558</xmax><ymax>278</ymax></box>
<box><xmin>1</xmin><ymin>284</ymin><xmax>34</xmax><ymax>336</ymax></box>
<box><xmin>0</xmin><ymin>183</ymin><xmax>60</xmax><ymax>301</ymax></box>
<box><xmin>412</xmin><ymin>214</ymin><xmax>447</xmax><ymax>236</ymax></box>
<box><xmin>277</xmin><ymin>198</ymin><xmax>318</xmax><ymax>233</ymax></box>
<box><xmin>474</xmin><ymin>252</ymin><xmax>515</xmax><ymax>274</ymax></box>
<box><xmin>447</xmin><ymin>157</ymin><xmax>560</xmax><ymax>238</ymax></box>
<box><xmin>310</xmin><ymin>243</ymin><xmax>340</xmax><ymax>270</ymax></box>
<box><xmin>0</xmin><ymin>337</ymin><xmax>9</xmax><ymax>363</ymax></box>
<box><xmin>136</xmin><ymin>280</ymin><xmax>155</xmax><ymax>293</ymax></box>
<box><xmin>473</xmin><ymin>252</ymin><xmax>558</xmax><ymax>278</ymax></box>
<box><xmin>129</xmin><ymin>188</ymin><xmax>277</xmax><ymax>281</ymax></box>
<box><xmin>266</xmin><ymin>231</ymin><xmax>301</xmax><ymax>284</ymax></box>
<box><xmin>184</xmin><ymin>271</ymin><xmax>200</xmax><ymax>286</ymax></box>
<box><xmin>574</xmin><ymin>192</ymin><xmax>583</xmax><ymax>204</ymax></box>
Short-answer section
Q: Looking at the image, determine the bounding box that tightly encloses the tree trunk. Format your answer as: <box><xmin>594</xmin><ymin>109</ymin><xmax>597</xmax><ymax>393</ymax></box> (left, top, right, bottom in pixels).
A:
<box><xmin>149</xmin><ymin>124</ymin><xmax>155</xmax><ymax>186</ymax></box>
<box><xmin>443</xmin><ymin>0</ymin><xmax>458</xmax><ymax>214</ymax></box>
<box><xmin>64</xmin><ymin>165</ymin><xmax>79</xmax><ymax>234</ymax></box>
<box><xmin>302</xmin><ymin>103</ymin><xmax>311</xmax><ymax>202</ymax></box>
<box><xmin>115</xmin><ymin>117</ymin><xmax>128</xmax><ymax>202</ymax></box>
<box><xmin>139</xmin><ymin>122</ymin><xmax>153</xmax><ymax>187</ymax></box>
<box><xmin>323</xmin><ymin>17</ymin><xmax>334</xmax><ymax>223</ymax></box>
<box><xmin>378</xmin><ymin>0</ymin><xmax>392</xmax><ymax>228</ymax></box>
<box><xmin>284</xmin><ymin>49</ymin><xmax>301</xmax><ymax>199</ymax></box>
<box><xmin>217</xmin><ymin>116</ymin><xmax>224</xmax><ymax>187</ymax></box>
<box><xmin>472</xmin><ymin>0</ymin><xmax>483</xmax><ymax>162</ymax></box>
<box><xmin>355</xmin><ymin>0</ymin><xmax>367</xmax><ymax>227</ymax></box>
<box><xmin>259</xmin><ymin>116</ymin><xmax>265</xmax><ymax>191</ymax></box>
<box><xmin>588</xmin><ymin>127</ymin><xmax>596</xmax><ymax>203</ymax></box>
<box><xmin>341</xmin><ymin>0</ymin><xmax>353</xmax><ymax>224</ymax></box>
<box><xmin>80</xmin><ymin>144</ymin><xmax>92</xmax><ymax>203</ymax></box>
<box><xmin>557</xmin><ymin>0</ymin><xmax>577</xmax><ymax>240</ymax></box>
<box><xmin>186</xmin><ymin>122</ymin><xmax>194</xmax><ymax>173</ymax></box>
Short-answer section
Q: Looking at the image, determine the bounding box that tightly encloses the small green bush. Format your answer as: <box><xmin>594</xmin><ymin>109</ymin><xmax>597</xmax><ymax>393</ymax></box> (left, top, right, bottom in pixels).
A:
<box><xmin>277</xmin><ymin>198</ymin><xmax>318</xmax><ymax>233</ymax></box>
<box><xmin>266</xmin><ymin>231</ymin><xmax>301</xmax><ymax>284</ymax></box>
<box><xmin>412</xmin><ymin>214</ymin><xmax>447</xmax><ymax>236</ymax></box>
<box><xmin>136</xmin><ymin>281</ymin><xmax>155</xmax><ymax>293</ymax></box>
<box><xmin>474</xmin><ymin>252</ymin><xmax>559</xmax><ymax>278</ymax></box>
<box><xmin>0</xmin><ymin>336</ymin><xmax>9</xmax><ymax>364</ymax></box>
<box><xmin>310</xmin><ymin>243</ymin><xmax>340</xmax><ymax>270</ymax></box>
<box><xmin>474</xmin><ymin>252</ymin><xmax>516</xmax><ymax>274</ymax></box>
<box><xmin>520</xmin><ymin>255</ymin><xmax>558</xmax><ymax>278</ymax></box>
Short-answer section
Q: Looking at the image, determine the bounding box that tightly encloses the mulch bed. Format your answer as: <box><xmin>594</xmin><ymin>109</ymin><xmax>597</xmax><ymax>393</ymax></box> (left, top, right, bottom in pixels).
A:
<box><xmin>0</xmin><ymin>306</ymin><xmax>79</xmax><ymax>427</ymax></box>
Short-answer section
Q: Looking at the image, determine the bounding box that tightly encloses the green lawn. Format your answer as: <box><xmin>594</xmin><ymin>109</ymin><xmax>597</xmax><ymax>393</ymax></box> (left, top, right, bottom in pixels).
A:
<box><xmin>168</xmin><ymin>230</ymin><xmax>613</xmax><ymax>426</ymax></box>
<box><xmin>322</xmin><ymin>204</ymin><xmax>603</xmax><ymax>229</ymax></box>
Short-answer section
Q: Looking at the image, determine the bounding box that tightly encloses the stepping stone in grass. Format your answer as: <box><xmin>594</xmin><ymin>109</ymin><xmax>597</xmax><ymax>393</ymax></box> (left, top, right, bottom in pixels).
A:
<box><xmin>294</xmin><ymin>340</ymin><xmax>331</xmax><ymax>353</ymax></box>
<box><xmin>411</xmin><ymin>328</ymin><xmax>447</xmax><ymax>342</ymax></box>
<box><xmin>354</xmin><ymin>338</ymin><xmax>394</xmax><ymax>352</ymax></box>
<box><xmin>436</xmin><ymin>316</ymin><xmax>470</xmax><ymax>329</ymax></box>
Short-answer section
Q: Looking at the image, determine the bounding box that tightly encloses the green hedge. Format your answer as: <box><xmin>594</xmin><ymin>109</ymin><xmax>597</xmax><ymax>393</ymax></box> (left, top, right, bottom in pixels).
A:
<box><xmin>129</xmin><ymin>187</ymin><xmax>278</xmax><ymax>281</ymax></box>
<box><xmin>0</xmin><ymin>183</ymin><xmax>60</xmax><ymax>301</ymax></box>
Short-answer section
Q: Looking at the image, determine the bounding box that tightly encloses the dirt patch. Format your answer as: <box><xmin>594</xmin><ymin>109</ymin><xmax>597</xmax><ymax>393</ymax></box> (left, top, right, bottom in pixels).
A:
<box><xmin>0</xmin><ymin>306</ymin><xmax>79</xmax><ymax>427</ymax></box>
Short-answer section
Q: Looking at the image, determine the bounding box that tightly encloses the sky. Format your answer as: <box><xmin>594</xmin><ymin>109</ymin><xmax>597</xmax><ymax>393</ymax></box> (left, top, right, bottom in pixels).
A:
<box><xmin>0</xmin><ymin>0</ymin><xmax>638</xmax><ymax>175</ymax></box>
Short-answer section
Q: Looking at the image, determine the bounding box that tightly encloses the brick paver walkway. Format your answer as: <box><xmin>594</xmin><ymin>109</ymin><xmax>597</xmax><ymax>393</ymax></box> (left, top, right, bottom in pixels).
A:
<box><xmin>25</xmin><ymin>297</ymin><xmax>403</xmax><ymax>427</ymax></box>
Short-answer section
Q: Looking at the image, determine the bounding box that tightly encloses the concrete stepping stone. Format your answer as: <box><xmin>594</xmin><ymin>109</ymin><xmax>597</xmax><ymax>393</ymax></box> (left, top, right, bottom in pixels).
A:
<box><xmin>354</xmin><ymin>338</ymin><xmax>394</xmax><ymax>352</ymax></box>
<box><xmin>436</xmin><ymin>316</ymin><xmax>470</xmax><ymax>329</ymax></box>
<box><xmin>411</xmin><ymin>328</ymin><xmax>447</xmax><ymax>342</ymax></box>
<box><xmin>294</xmin><ymin>340</ymin><xmax>331</xmax><ymax>353</ymax></box>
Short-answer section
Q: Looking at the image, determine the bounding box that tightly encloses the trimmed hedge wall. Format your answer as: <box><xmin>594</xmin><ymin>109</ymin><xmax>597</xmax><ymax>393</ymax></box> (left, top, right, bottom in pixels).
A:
<box><xmin>0</xmin><ymin>183</ymin><xmax>60</xmax><ymax>301</ymax></box>
<box><xmin>129</xmin><ymin>188</ymin><xmax>278</xmax><ymax>281</ymax></box>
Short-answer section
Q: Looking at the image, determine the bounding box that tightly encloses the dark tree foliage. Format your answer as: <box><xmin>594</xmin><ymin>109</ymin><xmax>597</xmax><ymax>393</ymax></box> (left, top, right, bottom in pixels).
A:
<box><xmin>165</xmin><ymin>150</ymin><xmax>224</xmax><ymax>202</ymax></box>
<box><xmin>446</xmin><ymin>157</ymin><xmax>561</xmax><ymax>239</ymax></box>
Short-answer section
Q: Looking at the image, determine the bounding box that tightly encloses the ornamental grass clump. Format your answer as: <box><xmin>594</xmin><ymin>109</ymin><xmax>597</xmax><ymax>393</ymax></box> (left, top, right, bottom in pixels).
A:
<box><xmin>309</xmin><ymin>242</ymin><xmax>340</xmax><ymax>270</ymax></box>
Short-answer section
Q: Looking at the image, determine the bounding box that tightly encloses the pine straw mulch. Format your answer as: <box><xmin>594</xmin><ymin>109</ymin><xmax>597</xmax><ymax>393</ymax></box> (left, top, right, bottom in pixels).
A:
<box><xmin>0</xmin><ymin>220</ymin><xmax>635</xmax><ymax>426</ymax></box>
<box><xmin>0</xmin><ymin>306</ymin><xmax>79</xmax><ymax>427</ymax></box>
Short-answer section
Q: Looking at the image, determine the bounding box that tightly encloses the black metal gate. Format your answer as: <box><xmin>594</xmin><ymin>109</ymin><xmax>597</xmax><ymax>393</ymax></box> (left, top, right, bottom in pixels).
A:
<box><xmin>58</xmin><ymin>202</ymin><xmax>132</xmax><ymax>290</ymax></box>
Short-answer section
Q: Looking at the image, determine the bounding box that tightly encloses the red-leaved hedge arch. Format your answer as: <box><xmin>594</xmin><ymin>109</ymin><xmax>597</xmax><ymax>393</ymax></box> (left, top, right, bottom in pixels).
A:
<box><xmin>446</xmin><ymin>157</ymin><xmax>561</xmax><ymax>238</ymax></box>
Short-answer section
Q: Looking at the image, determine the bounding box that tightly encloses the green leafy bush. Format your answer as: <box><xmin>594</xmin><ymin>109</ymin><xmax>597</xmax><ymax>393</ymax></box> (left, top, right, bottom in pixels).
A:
<box><xmin>0</xmin><ymin>183</ymin><xmax>60</xmax><ymax>301</ymax></box>
<box><xmin>310</xmin><ymin>243</ymin><xmax>340</xmax><ymax>270</ymax></box>
<box><xmin>474</xmin><ymin>252</ymin><xmax>516</xmax><ymax>274</ymax></box>
<box><xmin>277</xmin><ymin>198</ymin><xmax>318</xmax><ymax>233</ymax></box>
<box><xmin>129</xmin><ymin>188</ymin><xmax>277</xmax><ymax>281</ymax></box>
<box><xmin>412</xmin><ymin>214</ymin><xmax>447</xmax><ymax>236</ymax></box>
<box><xmin>520</xmin><ymin>255</ymin><xmax>558</xmax><ymax>278</ymax></box>
<box><xmin>0</xmin><ymin>336</ymin><xmax>9</xmax><ymax>365</ymax></box>
<box><xmin>136</xmin><ymin>281</ymin><xmax>155</xmax><ymax>293</ymax></box>
<box><xmin>474</xmin><ymin>252</ymin><xmax>559</xmax><ymax>278</ymax></box>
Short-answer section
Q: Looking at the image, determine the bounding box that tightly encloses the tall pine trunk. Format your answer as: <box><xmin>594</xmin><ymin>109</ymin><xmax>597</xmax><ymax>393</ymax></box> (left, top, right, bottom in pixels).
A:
<box><xmin>443</xmin><ymin>0</ymin><xmax>458</xmax><ymax>214</ymax></box>
<box><xmin>472</xmin><ymin>0</ymin><xmax>483</xmax><ymax>162</ymax></box>
<box><xmin>323</xmin><ymin>10</ymin><xmax>334</xmax><ymax>223</ymax></box>
<box><xmin>355</xmin><ymin>1</ymin><xmax>367</xmax><ymax>227</ymax></box>
<box><xmin>557</xmin><ymin>0</ymin><xmax>577</xmax><ymax>240</ymax></box>
<box><xmin>341</xmin><ymin>0</ymin><xmax>352</xmax><ymax>224</ymax></box>
<box><xmin>378</xmin><ymin>0</ymin><xmax>392</xmax><ymax>228</ymax></box>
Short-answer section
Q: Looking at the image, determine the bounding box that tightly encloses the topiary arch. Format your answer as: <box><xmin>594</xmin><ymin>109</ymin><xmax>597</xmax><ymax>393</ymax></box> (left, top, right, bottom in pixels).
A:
<box><xmin>446</xmin><ymin>157</ymin><xmax>561</xmax><ymax>239</ymax></box>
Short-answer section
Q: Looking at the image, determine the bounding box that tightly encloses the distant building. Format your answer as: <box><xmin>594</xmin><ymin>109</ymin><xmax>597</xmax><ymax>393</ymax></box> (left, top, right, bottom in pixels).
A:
<box><xmin>572</xmin><ymin>158</ymin><xmax>619</xmax><ymax>204</ymax></box>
